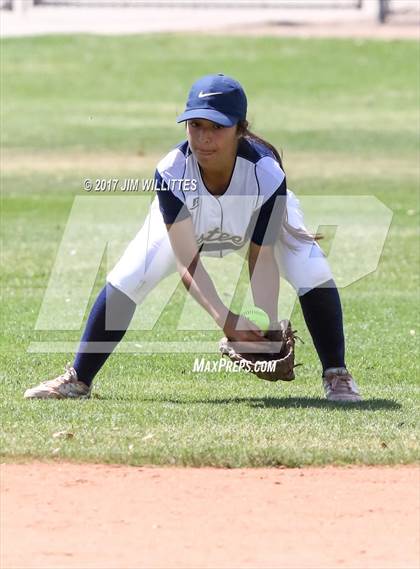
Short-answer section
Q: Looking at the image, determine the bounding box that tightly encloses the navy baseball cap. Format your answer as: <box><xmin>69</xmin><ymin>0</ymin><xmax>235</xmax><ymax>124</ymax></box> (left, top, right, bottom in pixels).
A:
<box><xmin>176</xmin><ymin>73</ymin><xmax>247</xmax><ymax>127</ymax></box>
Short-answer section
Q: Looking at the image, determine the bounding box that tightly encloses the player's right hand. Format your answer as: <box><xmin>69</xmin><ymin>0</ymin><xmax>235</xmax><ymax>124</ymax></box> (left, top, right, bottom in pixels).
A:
<box><xmin>222</xmin><ymin>311</ymin><xmax>265</xmax><ymax>351</ymax></box>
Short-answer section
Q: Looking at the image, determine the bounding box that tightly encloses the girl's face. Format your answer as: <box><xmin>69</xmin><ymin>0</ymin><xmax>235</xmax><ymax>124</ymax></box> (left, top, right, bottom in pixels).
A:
<box><xmin>186</xmin><ymin>119</ymin><xmax>238</xmax><ymax>168</ymax></box>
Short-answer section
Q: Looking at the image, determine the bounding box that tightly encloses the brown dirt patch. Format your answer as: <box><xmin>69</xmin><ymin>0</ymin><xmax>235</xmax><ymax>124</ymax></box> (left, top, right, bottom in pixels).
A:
<box><xmin>217</xmin><ymin>20</ymin><xmax>419</xmax><ymax>40</ymax></box>
<box><xmin>2</xmin><ymin>150</ymin><xmax>159</xmax><ymax>175</ymax></box>
<box><xmin>1</xmin><ymin>462</ymin><xmax>419</xmax><ymax>569</ymax></box>
<box><xmin>3</xmin><ymin>150</ymin><xmax>417</xmax><ymax>179</ymax></box>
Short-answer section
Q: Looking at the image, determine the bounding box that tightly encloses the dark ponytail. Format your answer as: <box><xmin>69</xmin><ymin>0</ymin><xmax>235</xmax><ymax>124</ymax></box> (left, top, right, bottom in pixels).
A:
<box><xmin>237</xmin><ymin>120</ymin><xmax>321</xmax><ymax>246</ymax></box>
<box><xmin>237</xmin><ymin>120</ymin><xmax>285</xmax><ymax>170</ymax></box>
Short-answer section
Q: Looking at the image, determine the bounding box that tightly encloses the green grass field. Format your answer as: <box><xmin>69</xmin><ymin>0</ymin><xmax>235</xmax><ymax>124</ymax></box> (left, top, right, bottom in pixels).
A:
<box><xmin>1</xmin><ymin>35</ymin><xmax>419</xmax><ymax>467</ymax></box>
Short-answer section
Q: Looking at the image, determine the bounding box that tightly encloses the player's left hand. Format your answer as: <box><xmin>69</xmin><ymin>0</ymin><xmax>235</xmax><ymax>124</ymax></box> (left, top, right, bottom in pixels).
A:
<box><xmin>219</xmin><ymin>319</ymin><xmax>298</xmax><ymax>382</ymax></box>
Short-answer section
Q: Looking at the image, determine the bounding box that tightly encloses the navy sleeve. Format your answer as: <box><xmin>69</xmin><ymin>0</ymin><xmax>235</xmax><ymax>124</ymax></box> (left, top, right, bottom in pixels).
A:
<box><xmin>155</xmin><ymin>171</ymin><xmax>191</xmax><ymax>225</ymax></box>
<box><xmin>250</xmin><ymin>177</ymin><xmax>287</xmax><ymax>246</ymax></box>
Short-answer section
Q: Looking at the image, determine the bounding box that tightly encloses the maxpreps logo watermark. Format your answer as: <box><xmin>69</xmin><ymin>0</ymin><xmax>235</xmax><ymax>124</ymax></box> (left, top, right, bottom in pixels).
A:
<box><xmin>29</xmin><ymin>194</ymin><xmax>393</xmax><ymax>355</ymax></box>
<box><xmin>192</xmin><ymin>357</ymin><xmax>276</xmax><ymax>374</ymax></box>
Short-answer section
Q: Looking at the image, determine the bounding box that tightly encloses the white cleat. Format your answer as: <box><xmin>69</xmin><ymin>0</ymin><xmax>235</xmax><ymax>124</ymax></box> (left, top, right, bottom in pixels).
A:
<box><xmin>24</xmin><ymin>364</ymin><xmax>91</xmax><ymax>400</ymax></box>
<box><xmin>323</xmin><ymin>367</ymin><xmax>362</xmax><ymax>402</ymax></box>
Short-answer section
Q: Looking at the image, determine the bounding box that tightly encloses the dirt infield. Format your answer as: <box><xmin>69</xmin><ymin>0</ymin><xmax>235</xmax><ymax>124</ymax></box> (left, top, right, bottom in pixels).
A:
<box><xmin>1</xmin><ymin>463</ymin><xmax>419</xmax><ymax>569</ymax></box>
<box><xmin>222</xmin><ymin>20</ymin><xmax>419</xmax><ymax>40</ymax></box>
<box><xmin>1</xmin><ymin>3</ymin><xmax>419</xmax><ymax>39</ymax></box>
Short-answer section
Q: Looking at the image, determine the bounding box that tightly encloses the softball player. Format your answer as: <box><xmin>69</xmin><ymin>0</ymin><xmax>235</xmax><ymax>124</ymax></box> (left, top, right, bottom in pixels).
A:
<box><xmin>25</xmin><ymin>74</ymin><xmax>361</xmax><ymax>402</ymax></box>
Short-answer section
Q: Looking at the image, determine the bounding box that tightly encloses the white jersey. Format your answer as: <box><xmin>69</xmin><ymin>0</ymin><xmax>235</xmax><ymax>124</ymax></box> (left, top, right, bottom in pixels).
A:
<box><xmin>155</xmin><ymin>138</ymin><xmax>287</xmax><ymax>257</ymax></box>
<box><xmin>107</xmin><ymin>137</ymin><xmax>333</xmax><ymax>304</ymax></box>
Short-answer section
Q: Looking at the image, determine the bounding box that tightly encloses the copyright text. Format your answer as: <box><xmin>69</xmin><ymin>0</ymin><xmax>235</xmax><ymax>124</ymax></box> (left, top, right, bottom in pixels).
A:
<box><xmin>83</xmin><ymin>178</ymin><xmax>197</xmax><ymax>192</ymax></box>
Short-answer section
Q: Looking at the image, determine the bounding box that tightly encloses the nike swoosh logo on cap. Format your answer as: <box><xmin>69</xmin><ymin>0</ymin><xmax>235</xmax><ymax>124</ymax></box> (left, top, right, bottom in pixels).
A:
<box><xmin>198</xmin><ymin>90</ymin><xmax>223</xmax><ymax>98</ymax></box>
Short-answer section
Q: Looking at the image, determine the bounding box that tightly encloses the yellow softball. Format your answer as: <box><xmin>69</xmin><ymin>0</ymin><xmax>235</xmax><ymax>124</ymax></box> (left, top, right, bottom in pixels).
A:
<box><xmin>241</xmin><ymin>306</ymin><xmax>270</xmax><ymax>333</ymax></box>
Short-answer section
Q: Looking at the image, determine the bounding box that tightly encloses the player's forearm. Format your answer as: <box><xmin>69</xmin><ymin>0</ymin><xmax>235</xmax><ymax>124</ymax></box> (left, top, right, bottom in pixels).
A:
<box><xmin>177</xmin><ymin>255</ymin><xmax>228</xmax><ymax>327</ymax></box>
<box><xmin>248</xmin><ymin>248</ymin><xmax>279</xmax><ymax>324</ymax></box>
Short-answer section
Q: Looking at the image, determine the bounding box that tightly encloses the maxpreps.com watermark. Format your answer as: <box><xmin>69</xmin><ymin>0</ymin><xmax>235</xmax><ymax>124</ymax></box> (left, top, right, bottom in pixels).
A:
<box><xmin>83</xmin><ymin>178</ymin><xmax>197</xmax><ymax>192</ymax></box>
<box><xmin>192</xmin><ymin>357</ymin><xmax>276</xmax><ymax>374</ymax></box>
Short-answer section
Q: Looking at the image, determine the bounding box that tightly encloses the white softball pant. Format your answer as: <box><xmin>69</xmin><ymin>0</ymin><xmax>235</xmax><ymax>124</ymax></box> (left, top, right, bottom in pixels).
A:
<box><xmin>107</xmin><ymin>190</ymin><xmax>333</xmax><ymax>304</ymax></box>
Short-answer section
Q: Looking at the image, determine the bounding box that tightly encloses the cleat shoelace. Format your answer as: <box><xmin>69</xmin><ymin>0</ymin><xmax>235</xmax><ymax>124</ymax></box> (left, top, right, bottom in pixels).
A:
<box><xmin>330</xmin><ymin>375</ymin><xmax>352</xmax><ymax>392</ymax></box>
<box><xmin>41</xmin><ymin>364</ymin><xmax>77</xmax><ymax>388</ymax></box>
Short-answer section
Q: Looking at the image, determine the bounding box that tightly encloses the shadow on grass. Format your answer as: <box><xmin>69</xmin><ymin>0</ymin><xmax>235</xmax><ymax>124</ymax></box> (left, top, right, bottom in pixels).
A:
<box><xmin>94</xmin><ymin>393</ymin><xmax>401</xmax><ymax>410</ymax></box>
<box><xmin>230</xmin><ymin>397</ymin><xmax>401</xmax><ymax>410</ymax></box>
